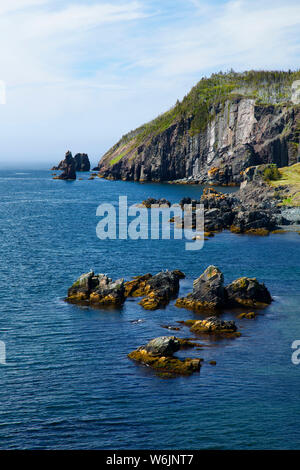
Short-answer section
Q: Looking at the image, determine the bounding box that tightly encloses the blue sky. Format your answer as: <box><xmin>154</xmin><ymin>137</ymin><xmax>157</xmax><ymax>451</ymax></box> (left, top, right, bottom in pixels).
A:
<box><xmin>0</xmin><ymin>0</ymin><xmax>299</xmax><ymax>168</ymax></box>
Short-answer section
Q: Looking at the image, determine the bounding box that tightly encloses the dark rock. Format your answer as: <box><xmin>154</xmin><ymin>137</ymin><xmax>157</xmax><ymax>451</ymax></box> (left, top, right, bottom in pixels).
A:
<box><xmin>141</xmin><ymin>197</ymin><xmax>171</xmax><ymax>208</ymax></box>
<box><xmin>74</xmin><ymin>153</ymin><xmax>90</xmax><ymax>171</ymax></box>
<box><xmin>143</xmin><ymin>336</ymin><xmax>180</xmax><ymax>356</ymax></box>
<box><xmin>176</xmin><ymin>266</ymin><xmax>226</xmax><ymax>311</ymax></box>
<box><xmin>53</xmin><ymin>151</ymin><xmax>76</xmax><ymax>180</ymax></box>
<box><xmin>96</xmin><ymin>78</ymin><xmax>300</xmax><ymax>184</ymax></box>
<box><xmin>125</xmin><ymin>270</ymin><xmax>185</xmax><ymax>310</ymax></box>
<box><xmin>176</xmin><ymin>266</ymin><xmax>272</xmax><ymax>312</ymax></box>
<box><xmin>225</xmin><ymin>277</ymin><xmax>272</xmax><ymax>308</ymax></box>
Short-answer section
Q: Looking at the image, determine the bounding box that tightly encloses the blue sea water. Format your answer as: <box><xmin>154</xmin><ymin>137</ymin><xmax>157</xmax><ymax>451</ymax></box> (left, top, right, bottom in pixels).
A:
<box><xmin>0</xmin><ymin>169</ymin><xmax>300</xmax><ymax>450</ymax></box>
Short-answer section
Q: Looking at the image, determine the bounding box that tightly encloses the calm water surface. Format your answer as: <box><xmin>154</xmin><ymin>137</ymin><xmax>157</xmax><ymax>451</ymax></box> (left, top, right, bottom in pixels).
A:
<box><xmin>0</xmin><ymin>170</ymin><xmax>299</xmax><ymax>449</ymax></box>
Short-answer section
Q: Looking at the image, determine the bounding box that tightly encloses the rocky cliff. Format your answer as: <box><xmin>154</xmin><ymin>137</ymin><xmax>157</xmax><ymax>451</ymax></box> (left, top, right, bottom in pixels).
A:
<box><xmin>97</xmin><ymin>70</ymin><xmax>300</xmax><ymax>184</ymax></box>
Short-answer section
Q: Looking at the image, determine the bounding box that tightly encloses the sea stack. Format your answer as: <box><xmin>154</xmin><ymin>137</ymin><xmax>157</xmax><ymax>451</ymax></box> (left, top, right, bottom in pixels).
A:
<box><xmin>74</xmin><ymin>153</ymin><xmax>90</xmax><ymax>171</ymax></box>
<box><xmin>53</xmin><ymin>151</ymin><xmax>76</xmax><ymax>180</ymax></box>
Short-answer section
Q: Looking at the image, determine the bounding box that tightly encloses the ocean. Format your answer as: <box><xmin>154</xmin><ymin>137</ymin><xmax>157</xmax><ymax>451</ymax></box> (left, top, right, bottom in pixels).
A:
<box><xmin>0</xmin><ymin>169</ymin><xmax>300</xmax><ymax>449</ymax></box>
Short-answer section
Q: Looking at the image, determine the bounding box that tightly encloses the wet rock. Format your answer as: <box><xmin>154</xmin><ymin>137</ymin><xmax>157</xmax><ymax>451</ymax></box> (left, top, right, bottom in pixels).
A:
<box><xmin>237</xmin><ymin>311</ymin><xmax>257</xmax><ymax>319</ymax></box>
<box><xmin>128</xmin><ymin>336</ymin><xmax>202</xmax><ymax>376</ymax></box>
<box><xmin>125</xmin><ymin>270</ymin><xmax>185</xmax><ymax>310</ymax></box>
<box><xmin>140</xmin><ymin>197</ymin><xmax>171</xmax><ymax>208</ymax></box>
<box><xmin>226</xmin><ymin>277</ymin><xmax>272</xmax><ymax>308</ymax></box>
<box><xmin>184</xmin><ymin>317</ymin><xmax>240</xmax><ymax>337</ymax></box>
<box><xmin>66</xmin><ymin>271</ymin><xmax>125</xmax><ymax>306</ymax></box>
<box><xmin>176</xmin><ymin>266</ymin><xmax>272</xmax><ymax>313</ymax></box>
<box><xmin>143</xmin><ymin>336</ymin><xmax>180</xmax><ymax>356</ymax></box>
<box><xmin>176</xmin><ymin>266</ymin><xmax>226</xmax><ymax>312</ymax></box>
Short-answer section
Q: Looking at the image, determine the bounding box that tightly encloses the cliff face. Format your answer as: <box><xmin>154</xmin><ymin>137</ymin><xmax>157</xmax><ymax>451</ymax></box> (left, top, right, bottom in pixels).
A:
<box><xmin>98</xmin><ymin>71</ymin><xmax>300</xmax><ymax>184</ymax></box>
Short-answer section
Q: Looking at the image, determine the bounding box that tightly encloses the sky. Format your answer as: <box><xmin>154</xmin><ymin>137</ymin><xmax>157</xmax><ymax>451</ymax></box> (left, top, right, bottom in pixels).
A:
<box><xmin>0</xmin><ymin>0</ymin><xmax>299</xmax><ymax>168</ymax></box>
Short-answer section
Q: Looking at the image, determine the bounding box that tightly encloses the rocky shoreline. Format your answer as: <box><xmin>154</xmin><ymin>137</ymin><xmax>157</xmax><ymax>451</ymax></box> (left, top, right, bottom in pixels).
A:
<box><xmin>138</xmin><ymin>164</ymin><xmax>300</xmax><ymax>236</ymax></box>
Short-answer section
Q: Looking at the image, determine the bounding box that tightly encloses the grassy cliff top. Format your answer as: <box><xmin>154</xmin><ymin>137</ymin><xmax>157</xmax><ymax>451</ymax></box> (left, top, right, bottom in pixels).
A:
<box><xmin>270</xmin><ymin>163</ymin><xmax>300</xmax><ymax>207</ymax></box>
<box><xmin>104</xmin><ymin>69</ymin><xmax>300</xmax><ymax>164</ymax></box>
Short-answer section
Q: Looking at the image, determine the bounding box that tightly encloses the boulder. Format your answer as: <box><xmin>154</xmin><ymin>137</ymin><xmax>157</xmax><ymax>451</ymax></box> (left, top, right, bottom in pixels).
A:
<box><xmin>141</xmin><ymin>197</ymin><xmax>171</xmax><ymax>208</ymax></box>
<box><xmin>125</xmin><ymin>270</ymin><xmax>185</xmax><ymax>310</ymax></box>
<box><xmin>176</xmin><ymin>266</ymin><xmax>226</xmax><ymax>312</ymax></box>
<box><xmin>66</xmin><ymin>271</ymin><xmax>125</xmax><ymax>306</ymax></box>
<box><xmin>128</xmin><ymin>336</ymin><xmax>202</xmax><ymax>376</ymax></box>
<box><xmin>225</xmin><ymin>277</ymin><xmax>272</xmax><ymax>308</ymax></box>
<box><xmin>184</xmin><ymin>317</ymin><xmax>240</xmax><ymax>337</ymax></box>
<box><xmin>143</xmin><ymin>336</ymin><xmax>180</xmax><ymax>356</ymax></box>
<box><xmin>176</xmin><ymin>266</ymin><xmax>272</xmax><ymax>312</ymax></box>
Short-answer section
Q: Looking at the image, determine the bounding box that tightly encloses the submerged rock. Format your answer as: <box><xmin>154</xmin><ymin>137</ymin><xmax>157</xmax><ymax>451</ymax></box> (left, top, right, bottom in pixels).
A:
<box><xmin>184</xmin><ymin>317</ymin><xmax>240</xmax><ymax>337</ymax></box>
<box><xmin>128</xmin><ymin>336</ymin><xmax>202</xmax><ymax>376</ymax></box>
<box><xmin>66</xmin><ymin>271</ymin><xmax>125</xmax><ymax>306</ymax></box>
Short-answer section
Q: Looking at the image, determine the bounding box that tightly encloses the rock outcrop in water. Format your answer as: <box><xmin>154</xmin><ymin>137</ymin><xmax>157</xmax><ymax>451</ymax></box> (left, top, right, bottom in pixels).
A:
<box><xmin>183</xmin><ymin>317</ymin><xmax>240</xmax><ymax>338</ymax></box>
<box><xmin>52</xmin><ymin>151</ymin><xmax>90</xmax><ymax>175</ymax></box>
<box><xmin>128</xmin><ymin>336</ymin><xmax>202</xmax><ymax>376</ymax></box>
<box><xmin>66</xmin><ymin>266</ymin><xmax>271</xmax><ymax>312</ymax></box>
<box><xmin>74</xmin><ymin>153</ymin><xmax>90</xmax><ymax>171</ymax></box>
<box><xmin>97</xmin><ymin>71</ymin><xmax>300</xmax><ymax>184</ymax></box>
<box><xmin>66</xmin><ymin>271</ymin><xmax>125</xmax><ymax>306</ymax></box>
<box><xmin>53</xmin><ymin>151</ymin><xmax>77</xmax><ymax>180</ymax></box>
<box><xmin>176</xmin><ymin>266</ymin><xmax>226</xmax><ymax>311</ymax></box>
<box><xmin>125</xmin><ymin>270</ymin><xmax>185</xmax><ymax>310</ymax></box>
<box><xmin>176</xmin><ymin>265</ymin><xmax>272</xmax><ymax>312</ymax></box>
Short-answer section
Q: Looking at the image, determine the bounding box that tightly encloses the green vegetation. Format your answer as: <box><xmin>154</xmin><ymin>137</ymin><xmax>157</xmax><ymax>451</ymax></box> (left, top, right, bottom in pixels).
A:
<box><xmin>107</xmin><ymin>69</ymin><xmax>300</xmax><ymax>165</ymax></box>
<box><xmin>110</xmin><ymin>150</ymin><xmax>128</xmax><ymax>166</ymax></box>
<box><xmin>263</xmin><ymin>164</ymin><xmax>282</xmax><ymax>181</ymax></box>
<box><xmin>270</xmin><ymin>163</ymin><xmax>300</xmax><ymax>206</ymax></box>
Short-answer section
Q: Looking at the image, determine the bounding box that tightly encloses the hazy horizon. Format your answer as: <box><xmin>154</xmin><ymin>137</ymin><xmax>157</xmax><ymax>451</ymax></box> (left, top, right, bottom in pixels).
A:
<box><xmin>0</xmin><ymin>0</ymin><xmax>300</xmax><ymax>169</ymax></box>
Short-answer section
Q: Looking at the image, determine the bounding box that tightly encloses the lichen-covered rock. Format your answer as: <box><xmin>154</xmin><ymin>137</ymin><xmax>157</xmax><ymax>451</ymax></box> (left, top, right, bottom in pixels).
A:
<box><xmin>237</xmin><ymin>311</ymin><xmax>257</xmax><ymax>319</ymax></box>
<box><xmin>124</xmin><ymin>273</ymin><xmax>152</xmax><ymax>297</ymax></box>
<box><xmin>66</xmin><ymin>271</ymin><xmax>125</xmax><ymax>306</ymax></box>
<box><xmin>176</xmin><ymin>266</ymin><xmax>272</xmax><ymax>312</ymax></box>
<box><xmin>125</xmin><ymin>270</ymin><xmax>185</xmax><ymax>310</ymax></box>
<box><xmin>128</xmin><ymin>336</ymin><xmax>202</xmax><ymax>376</ymax></box>
<box><xmin>225</xmin><ymin>277</ymin><xmax>272</xmax><ymax>308</ymax></box>
<box><xmin>184</xmin><ymin>317</ymin><xmax>240</xmax><ymax>337</ymax></box>
<box><xmin>175</xmin><ymin>266</ymin><xmax>226</xmax><ymax>312</ymax></box>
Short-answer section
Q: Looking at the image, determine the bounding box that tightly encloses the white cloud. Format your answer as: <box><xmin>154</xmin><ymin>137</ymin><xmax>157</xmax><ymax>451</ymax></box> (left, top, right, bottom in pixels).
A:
<box><xmin>0</xmin><ymin>0</ymin><xmax>47</xmax><ymax>15</ymax></box>
<box><xmin>0</xmin><ymin>0</ymin><xmax>299</xmax><ymax>166</ymax></box>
